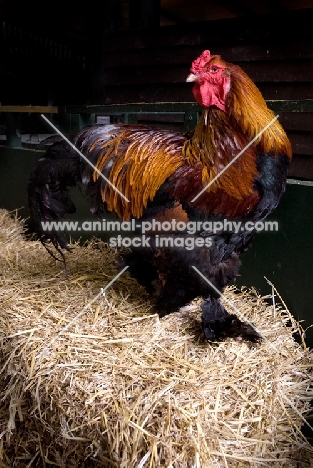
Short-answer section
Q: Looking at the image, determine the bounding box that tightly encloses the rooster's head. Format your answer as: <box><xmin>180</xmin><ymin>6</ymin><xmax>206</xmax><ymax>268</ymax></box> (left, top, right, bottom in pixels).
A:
<box><xmin>187</xmin><ymin>50</ymin><xmax>231</xmax><ymax>112</ymax></box>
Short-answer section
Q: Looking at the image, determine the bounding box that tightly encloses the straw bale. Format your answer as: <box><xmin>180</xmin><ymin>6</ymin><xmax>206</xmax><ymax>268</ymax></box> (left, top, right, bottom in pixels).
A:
<box><xmin>0</xmin><ymin>209</ymin><xmax>312</xmax><ymax>467</ymax></box>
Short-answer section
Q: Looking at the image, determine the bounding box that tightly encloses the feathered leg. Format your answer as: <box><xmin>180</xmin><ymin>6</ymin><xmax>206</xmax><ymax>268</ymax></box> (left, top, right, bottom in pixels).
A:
<box><xmin>119</xmin><ymin>235</ymin><xmax>261</xmax><ymax>343</ymax></box>
<box><xmin>201</xmin><ymin>296</ymin><xmax>261</xmax><ymax>342</ymax></box>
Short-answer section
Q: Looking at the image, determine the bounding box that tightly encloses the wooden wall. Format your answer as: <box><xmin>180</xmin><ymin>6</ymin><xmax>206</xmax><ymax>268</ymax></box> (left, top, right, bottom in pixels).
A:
<box><xmin>0</xmin><ymin>21</ymin><xmax>87</xmax><ymax>106</ymax></box>
<box><xmin>102</xmin><ymin>8</ymin><xmax>313</xmax><ymax>180</ymax></box>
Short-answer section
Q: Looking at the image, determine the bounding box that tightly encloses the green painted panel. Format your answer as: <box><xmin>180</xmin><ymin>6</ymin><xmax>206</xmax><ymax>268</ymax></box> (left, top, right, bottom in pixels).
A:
<box><xmin>236</xmin><ymin>182</ymin><xmax>313</xmax><ymax>347</ymax></box>
<box><xmin>0</xmin><ymin>146</ymin><xmax>41</xmax><ymax>217</ymax></box>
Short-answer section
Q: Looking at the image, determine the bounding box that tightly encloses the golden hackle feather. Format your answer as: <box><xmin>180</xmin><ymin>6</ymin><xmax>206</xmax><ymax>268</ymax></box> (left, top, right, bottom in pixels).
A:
<box><xmin>226</xmin><ymin>61</ymin><xmax>292</xmax><ymax>158</ymax></box>
<box><xmin>92</xmin><ymin>128</ymin><xmax>185</xmax><ymax>220</ymax></box>
<box><xmin>183</xmin><ymin>109</ymin><xmax>259</xmax><ymax>200</ymax></box>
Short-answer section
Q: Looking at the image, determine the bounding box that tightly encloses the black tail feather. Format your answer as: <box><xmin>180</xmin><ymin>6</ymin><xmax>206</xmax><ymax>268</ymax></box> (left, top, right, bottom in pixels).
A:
<box><xmin>28</xmin><ymin>140</ymin><xmax>80</xmax><ymax>261</ymax></box>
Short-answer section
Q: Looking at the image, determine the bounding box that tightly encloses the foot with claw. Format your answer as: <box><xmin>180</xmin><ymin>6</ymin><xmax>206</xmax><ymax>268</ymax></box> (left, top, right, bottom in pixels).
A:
<box><xmin>201</xmin><ymin>296</ymin><xmax>261</xmax><ymax>342</ymax></box>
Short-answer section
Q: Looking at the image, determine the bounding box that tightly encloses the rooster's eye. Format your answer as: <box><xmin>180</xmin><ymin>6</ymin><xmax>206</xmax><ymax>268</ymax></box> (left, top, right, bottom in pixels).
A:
<box><xmin>210</xmin><ymin>66</ymin><xmax>218</xmax><ymax>73</ymax></box>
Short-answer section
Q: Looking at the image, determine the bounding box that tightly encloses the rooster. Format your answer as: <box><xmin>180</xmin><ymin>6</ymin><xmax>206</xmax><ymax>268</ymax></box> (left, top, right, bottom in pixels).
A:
<box><xmin>28</xmin><ymin>50</ymin><xmax>292</xmax><ymax>342</ymax></box>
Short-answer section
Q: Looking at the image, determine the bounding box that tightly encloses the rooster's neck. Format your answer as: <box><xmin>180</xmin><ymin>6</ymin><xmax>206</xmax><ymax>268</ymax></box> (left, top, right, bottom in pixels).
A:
<box><xmin>182</xmin><ymin>108</ymin><xmax>259</xmax><ymax>197</ymax></box>
<box><xmin>183</xmin><ymin>90</ymin><xmax>292</xmax><ymax>173</ymax></box>
<box><xmin>226</xmin><ymin>72</ymin><xmax>292</xmax><ymax>159</ymax></box>
<box><xmin>183</xmin><ymin>108</ymin><xmax>237</xmax><ymax>167</ymax></box>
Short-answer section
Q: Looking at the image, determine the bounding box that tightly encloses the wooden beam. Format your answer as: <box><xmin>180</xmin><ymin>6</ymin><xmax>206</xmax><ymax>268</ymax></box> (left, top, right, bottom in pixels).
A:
<box><xmin>65</xmin><ymin>100</ymin><xmax>313</xmax><ymax>115</ymax></box>
<box><xmin>0</xmin><ymin>106</ymin><xmax>58</xmax><ymax>113</ymax></box>
<box><xmin>65</xmin><ymin>102</ymin><xmax>202</xmax><ymax>115</ymax></box>
<box><xmin>213</xmin><ymin>0</ymin><xmax>257</xmax><ymax>16</ymax></box>
<box><xmin>160</xmin><ymin>7</ymin><xmax>186</xmax><ymax>25</ymax></box>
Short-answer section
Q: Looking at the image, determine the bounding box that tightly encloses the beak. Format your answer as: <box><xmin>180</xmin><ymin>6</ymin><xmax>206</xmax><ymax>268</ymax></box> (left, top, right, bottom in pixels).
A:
<box><xmin>186</xmin><ymin>73</ymin><xmax>199</xmax><ymax>83</ymax></box>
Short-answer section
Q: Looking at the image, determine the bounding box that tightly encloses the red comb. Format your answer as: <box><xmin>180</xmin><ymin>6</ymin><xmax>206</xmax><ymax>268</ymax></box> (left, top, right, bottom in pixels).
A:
<box><xmin>191</xmin><ymin>50</ymin><xmax>211</xmax><ymax>73</ymax></box>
